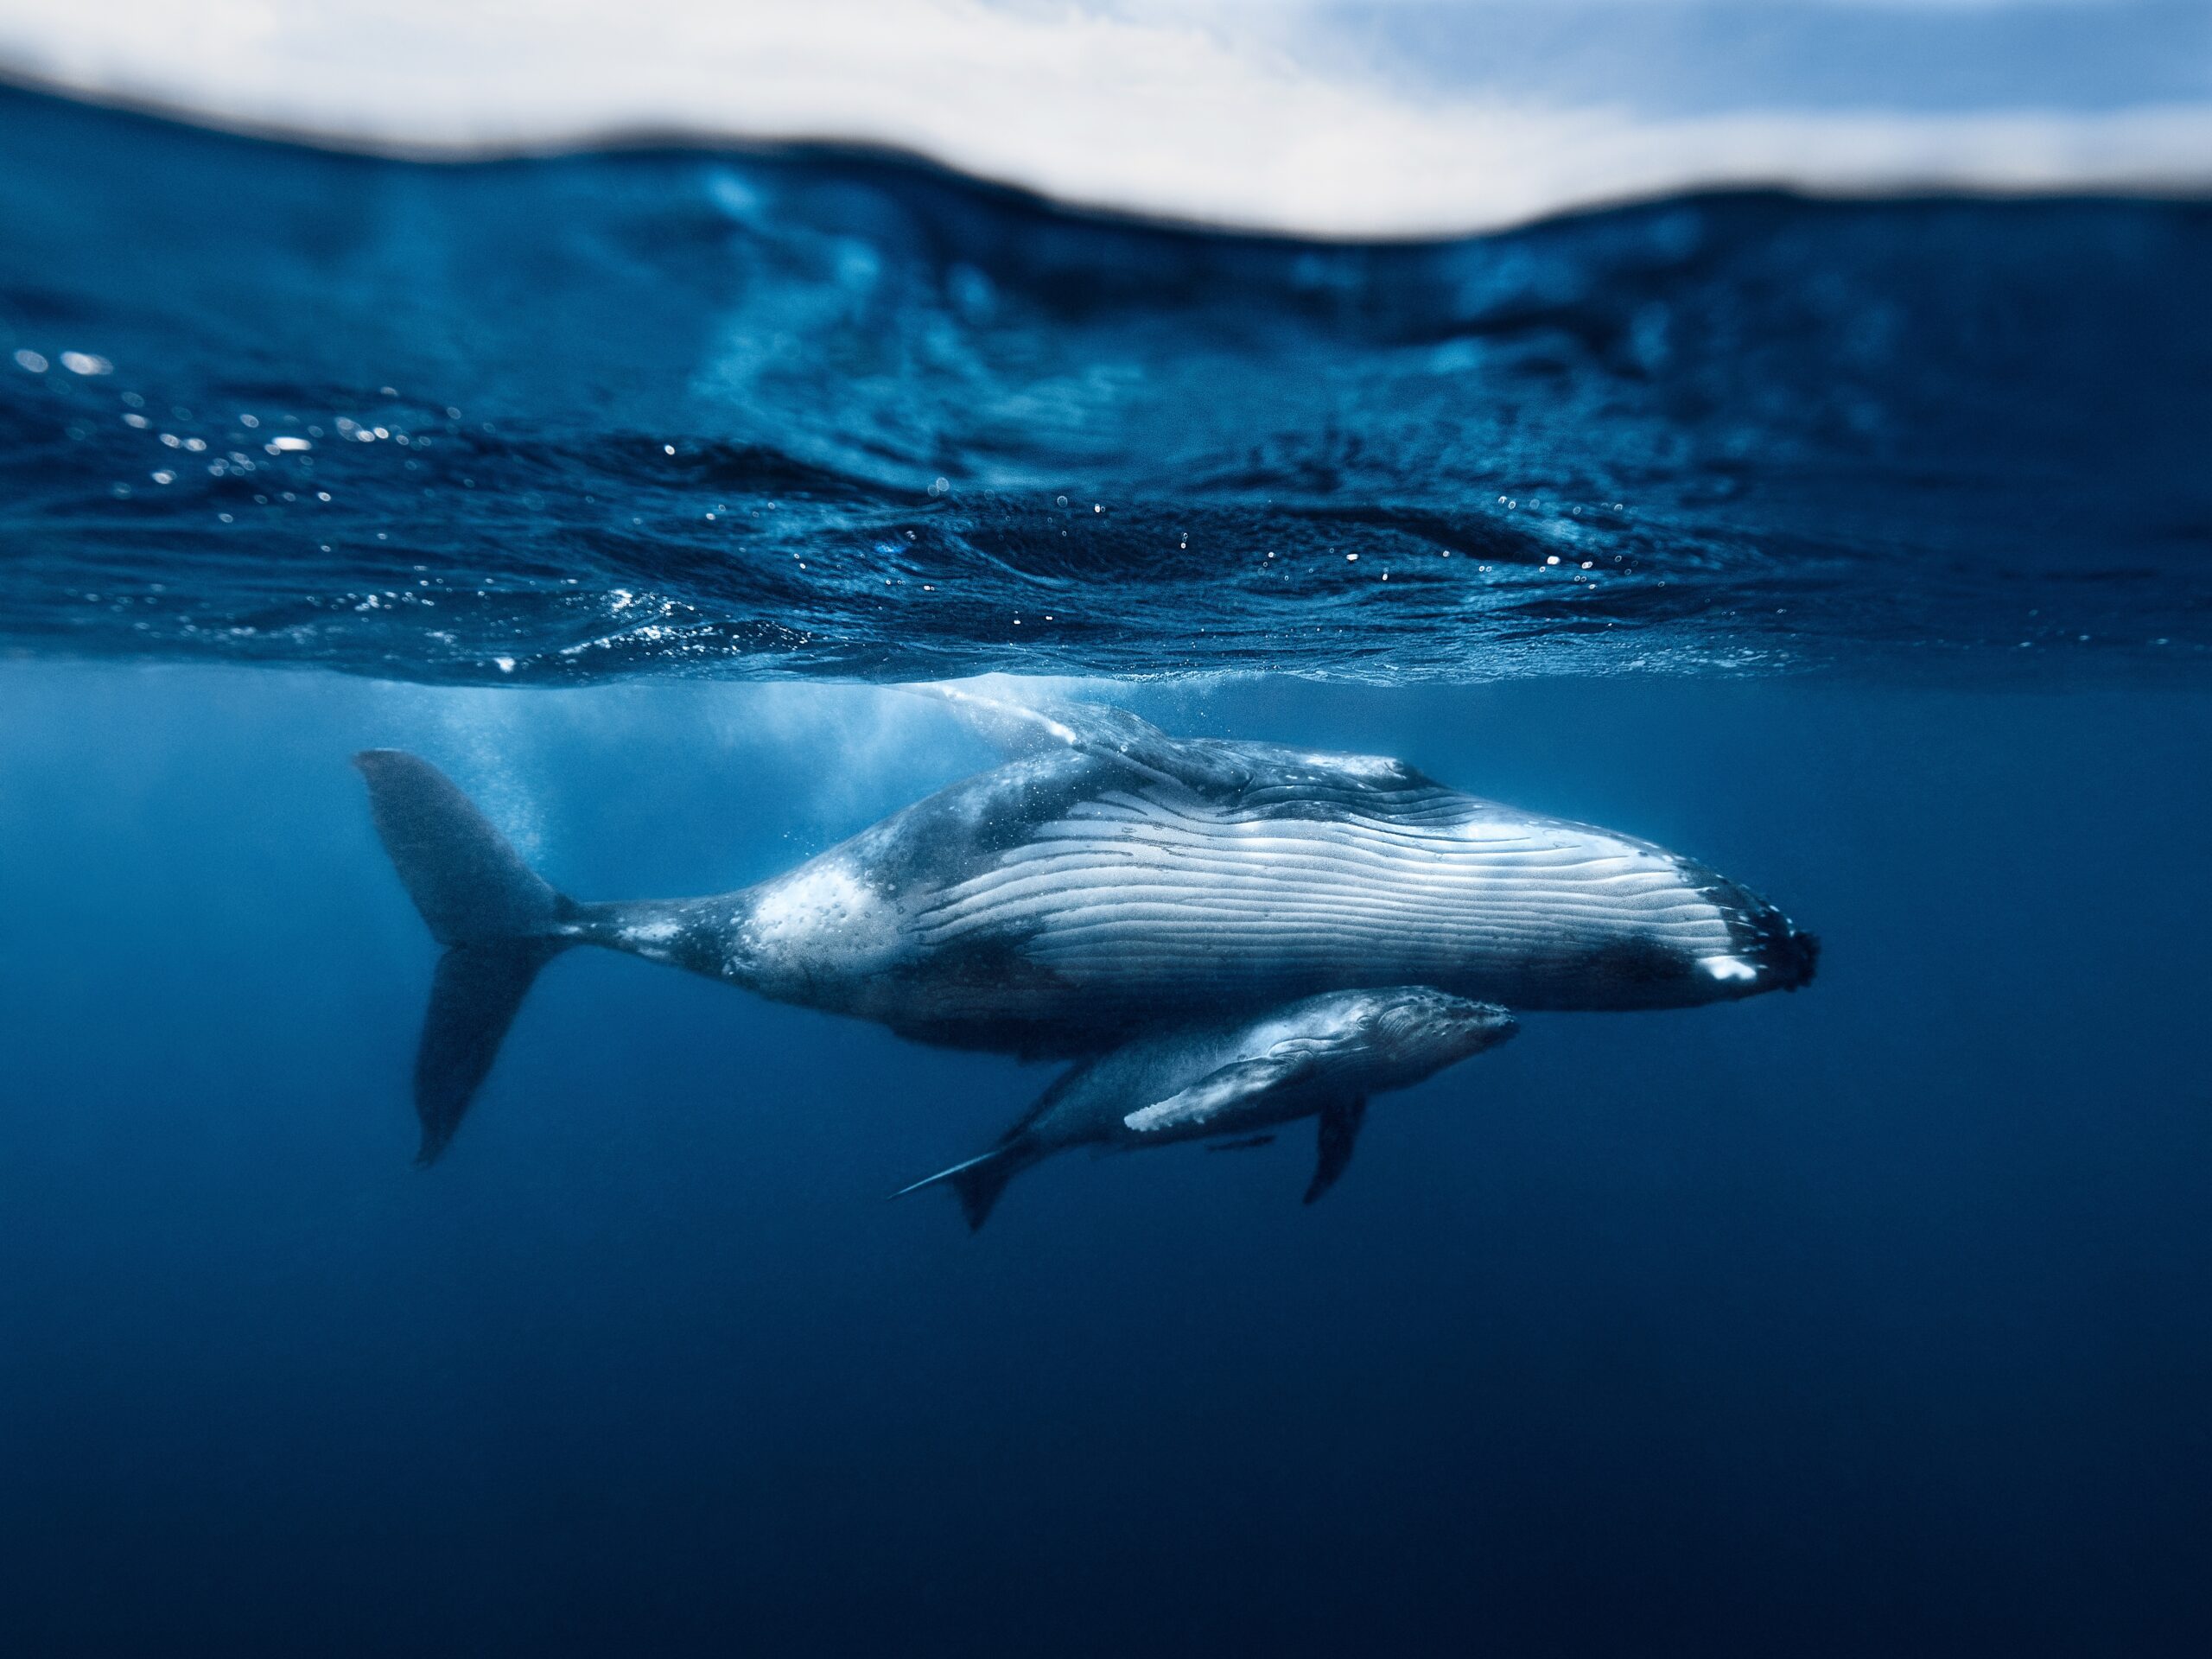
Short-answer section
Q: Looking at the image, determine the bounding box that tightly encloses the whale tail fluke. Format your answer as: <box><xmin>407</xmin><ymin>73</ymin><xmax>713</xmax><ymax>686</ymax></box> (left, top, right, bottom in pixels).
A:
<box><xmin>893</xmin><ymin>1144</ymin><xmax>1029</xmax><ymax>1231</ymax></box>
<box><xmin>410</xmin><ymin>938</ymin><xmax>565</xmax><ymax>1164</ymax></box>
<box><xmin>355</xmin><ymin>750</ymin><xmax>576</xmax><ymax>1165</ymax></box>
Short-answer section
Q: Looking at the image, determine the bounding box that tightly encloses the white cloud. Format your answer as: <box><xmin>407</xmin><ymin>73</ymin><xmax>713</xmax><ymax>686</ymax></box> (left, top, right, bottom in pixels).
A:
<box><xmin>0</xmin><ymin>0</ymin><xmax>2203</xmax><ymax>233</ymax></box>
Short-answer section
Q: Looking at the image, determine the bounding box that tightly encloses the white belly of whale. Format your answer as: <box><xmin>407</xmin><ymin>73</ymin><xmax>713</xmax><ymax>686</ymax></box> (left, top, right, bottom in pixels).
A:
<box><xmin>913</xmin><ymin>785</ymin><xmax>1736</xmax><ymax>1001</ymax></box>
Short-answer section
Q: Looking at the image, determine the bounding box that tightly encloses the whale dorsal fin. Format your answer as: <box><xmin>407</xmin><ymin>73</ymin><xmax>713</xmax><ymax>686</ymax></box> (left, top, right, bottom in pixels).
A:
<box><xmin>909</xmin><ymin>683</ymin><xmax>1249</xmax><ymax>791</ymax></box>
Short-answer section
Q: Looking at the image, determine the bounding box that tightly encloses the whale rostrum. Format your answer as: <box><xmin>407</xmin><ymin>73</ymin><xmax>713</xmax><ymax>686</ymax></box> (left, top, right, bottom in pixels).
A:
<box><xmin>356</xmin><ymin>691</ymin><xmax>1817</xmax><ymax>1212</ymax></box>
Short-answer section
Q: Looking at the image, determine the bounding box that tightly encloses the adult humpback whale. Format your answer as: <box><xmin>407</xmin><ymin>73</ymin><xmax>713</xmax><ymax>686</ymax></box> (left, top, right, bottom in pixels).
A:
<box><xmin>357</xmin><ymin>690</ymin><xmax>1816</xmax><ymax>1186</ymax></box>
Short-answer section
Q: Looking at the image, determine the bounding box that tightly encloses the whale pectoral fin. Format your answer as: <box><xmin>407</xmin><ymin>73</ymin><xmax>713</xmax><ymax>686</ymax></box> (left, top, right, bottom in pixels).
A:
<box><xmin>912</xmin><ymin>684</ymin><xmax>1249</xmax><ymax>791</ymax></box>
<box><xmin>1303</xmin><ymin>1096</ymin><xmax>1368</xmax><ymax>1205</ymax></box>
<box><xmin>1204</xmin><ymin>1134</ymin><xmax>1276</xmax><ymax>1153</ymax></box>
<box><xmin>1122</xmin><ymin>1052</ymin><xmax>1311</xmax><ymax>1135</ymax></box>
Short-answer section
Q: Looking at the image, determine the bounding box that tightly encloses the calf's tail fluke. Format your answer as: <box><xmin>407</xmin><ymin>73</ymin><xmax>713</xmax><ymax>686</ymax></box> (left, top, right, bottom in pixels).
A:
<box><xmin>354</xmin><ymin>750</ymin><xmax>575</xmax><ymax>1165</ymax></box>
<box><xmin>893</xmin><ymin>1146</ymin><xmax>1027</xmax><ymax>1232</ymax></box>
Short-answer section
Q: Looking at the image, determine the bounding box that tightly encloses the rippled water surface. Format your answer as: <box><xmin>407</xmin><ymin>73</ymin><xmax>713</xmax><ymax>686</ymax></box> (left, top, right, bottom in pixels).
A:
<box><xmin>3</xmin><ymin>86</ymin><xmax>2208</xmax><ymax>683</ymax></box>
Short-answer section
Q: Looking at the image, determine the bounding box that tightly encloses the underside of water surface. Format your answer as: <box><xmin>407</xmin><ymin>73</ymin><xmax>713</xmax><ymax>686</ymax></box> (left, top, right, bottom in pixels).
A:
<box><xmin>3</xmin><ymin>85</ymin><xmax>2207</xmax><ymax>685</ymax></box>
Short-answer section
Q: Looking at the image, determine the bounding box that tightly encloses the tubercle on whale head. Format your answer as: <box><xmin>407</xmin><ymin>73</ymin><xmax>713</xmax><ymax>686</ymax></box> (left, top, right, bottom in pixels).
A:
<box><xmin>1668</xmin><ymin>852</ymin><xmax>1817</xmax><ymax>999</ymax></box>
<box><xmin>1764</xmin><ymin>920</ymin><xmax>1821</xmax><ymax>992</ymax></box>
<box><xmin>1713</xmin><ymin>902</ymin><xmax>1820</xmax><ymax>995</ymax></box>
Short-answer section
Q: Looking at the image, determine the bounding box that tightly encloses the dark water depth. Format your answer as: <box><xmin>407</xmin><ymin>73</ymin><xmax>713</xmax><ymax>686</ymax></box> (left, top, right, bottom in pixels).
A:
<box><xmin>3</xmin><ymin>664</ymin><xmax>2210</xmax><ymax>1655</ymax></box>
<box><xmin>3</xmin><ymin>86</ymin><xmax>2209</xmax><ymax>684</ymax></box>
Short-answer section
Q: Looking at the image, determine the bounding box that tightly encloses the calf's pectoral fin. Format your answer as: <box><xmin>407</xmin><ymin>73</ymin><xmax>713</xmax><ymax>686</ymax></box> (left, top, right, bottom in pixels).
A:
<box><xmin>1205</xmin><ymin>1135</ymin><xmax>1276</xmax><ymax>1152</ymax></box>
<box><xmin>1303</xmin><ymin>1096</ymin><xmax>1368</xmax><ymax>1205</ymax></box>
<box><xmin>1121</xmin><ymin>1051</ymin><xmax>1313</xmax><ymax>1135</ymax></box>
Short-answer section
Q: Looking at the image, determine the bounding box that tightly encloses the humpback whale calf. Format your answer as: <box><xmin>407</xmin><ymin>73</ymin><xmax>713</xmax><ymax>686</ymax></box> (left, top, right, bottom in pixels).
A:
<box><xmin>357</xmin><ymin>689</ymin><xmax>1816</xmax><ymax>1195</ymax></box>
<box><xmin>894</xmin><ymin>988</ymin><xmax>1517</xmax><ymax>1229</ymax></box>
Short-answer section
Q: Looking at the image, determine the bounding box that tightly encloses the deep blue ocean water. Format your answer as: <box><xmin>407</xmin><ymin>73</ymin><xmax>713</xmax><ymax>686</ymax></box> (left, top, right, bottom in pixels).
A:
<box><xmin>3</xmin><ymin>83</ymin><xmax>2212</xmax><ymax>1656</ymax></box>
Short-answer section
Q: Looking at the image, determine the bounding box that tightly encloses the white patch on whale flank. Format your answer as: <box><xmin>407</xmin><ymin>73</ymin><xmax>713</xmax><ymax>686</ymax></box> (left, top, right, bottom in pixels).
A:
<box><xmin>744</xmin><ymin>859</ymin><xmax>905</xmax><ymax>982</ymax></box>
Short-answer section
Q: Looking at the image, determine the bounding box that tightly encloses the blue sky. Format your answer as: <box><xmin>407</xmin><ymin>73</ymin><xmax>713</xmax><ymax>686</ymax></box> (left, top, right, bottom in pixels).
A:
<box><xmin>1283</xmin><ymin>1</ymin><xmax>2212</xmax><ymax>115</ymax></box>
